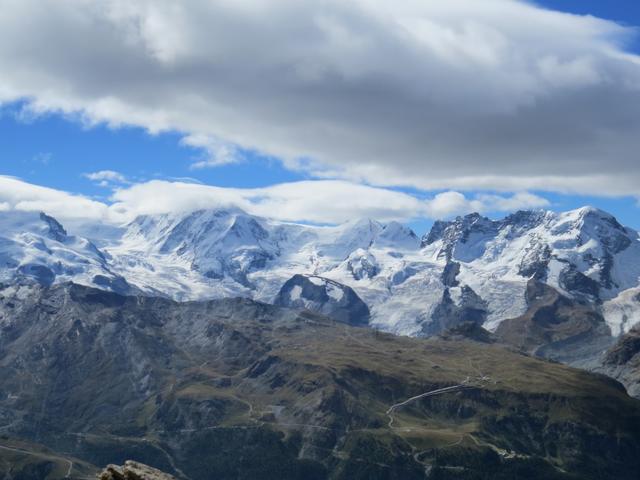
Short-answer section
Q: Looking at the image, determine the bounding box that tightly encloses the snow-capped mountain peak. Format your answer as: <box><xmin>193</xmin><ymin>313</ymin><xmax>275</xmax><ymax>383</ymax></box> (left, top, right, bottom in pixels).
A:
<box><xmin>376</xmin><ymin>221</ymin><xmax>420</xmax><ymax>249</ymax></box>
<box><xmin>0</xmin><ymin>211</ymin><xmax>126</xmax><ymax>291</ymax></box>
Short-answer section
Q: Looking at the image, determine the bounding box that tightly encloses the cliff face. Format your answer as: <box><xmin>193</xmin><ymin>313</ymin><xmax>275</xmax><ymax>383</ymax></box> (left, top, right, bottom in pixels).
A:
<box><xmin>495</xmin><ymin>280</ymin><xmax>614</xmax><ymax>367</ymax></box>
<box><xmin>274</xmin><ymin>274</ymin><xmax>370</xmax><ymax>326</ymax></box>
<box><xmin>597</xmin><ymin>326</ymin><xmax>640</xmax><ymax>398</ymax></box>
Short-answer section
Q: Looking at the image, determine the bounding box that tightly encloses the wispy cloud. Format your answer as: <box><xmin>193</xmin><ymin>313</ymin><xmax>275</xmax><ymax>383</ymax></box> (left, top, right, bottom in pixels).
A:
<box><xmin>181</xmin><ymin>134</ymin><xmax>243</xmax><ymax>169</ymax></box>
<box><xmin>0</xmin><ymin>175</ymin><xmax>111</xmax><ymax>221</ymax></box>
<box><xmin>83</xmin><ymin>170</ymin><xmax>129</xmax><ymax>188</ymax></box>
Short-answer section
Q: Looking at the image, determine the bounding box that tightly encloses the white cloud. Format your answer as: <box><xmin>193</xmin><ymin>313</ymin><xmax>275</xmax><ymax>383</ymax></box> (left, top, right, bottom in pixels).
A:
<box><xmin>110</xmin><ymin>180</ymin><xmax>549</xmax><ymax>224</ymax></box>
<box><xmin>424</xmin><ymin>192</ymin><xmax>479</xmax><ymax>219</ymax></box>
<box><xmin>0</xmin><ymin>0</ymin><xmax>639</xmax><ymax>194</ymax></box>
<box><xmin>475</xmin><ymin>192</ymin><xmax>551</xmax><ymax>212</ymax></box>
<box><xmin>0</xmin><ymin>176</ymin><xmax>111</xmax><ymax>221</ymax></box>
<box><xmin>110</xmin><ymin>180</ymin><xmax>429</xmax><ymax>224</ymax></box>
<box><xmin>422</xmin><ymin>190</ymin><xmax>549</xmax><ymax>219</ymax></box>
<box><xmin>0</xmin><ymin>176</ymin><xmax>550</xmax><ymax>225</ymax></box>
<box><xmin>83</xmin><ymin>170</ymin><xmax>128</xmax><ymax>185</ymax></box>
<box><xmin>181</xmin><ymin>134</ymin><xmax>242</xmax><ymax>169</ymax></box>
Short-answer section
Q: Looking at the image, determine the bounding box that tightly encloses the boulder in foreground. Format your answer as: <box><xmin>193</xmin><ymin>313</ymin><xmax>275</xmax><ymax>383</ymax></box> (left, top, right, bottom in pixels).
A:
<box><xmin>98</xmin><ymin>460</ymin><xmax>176</xmax><ymax>480</ymax></box>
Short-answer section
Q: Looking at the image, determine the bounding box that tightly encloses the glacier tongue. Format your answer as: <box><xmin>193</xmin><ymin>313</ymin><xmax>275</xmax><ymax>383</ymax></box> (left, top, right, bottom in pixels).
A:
<box><xmin>2</xmin><ymin>206</ymin><xmax>640</xmax><ymax>337</ymax></box>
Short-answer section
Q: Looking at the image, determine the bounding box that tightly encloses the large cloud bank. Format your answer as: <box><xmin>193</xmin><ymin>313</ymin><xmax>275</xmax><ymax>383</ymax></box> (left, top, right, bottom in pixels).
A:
<box><xmin>1</xmin><ymin>0</ymin><xmax>639</xmax><ymax>195</ymax></box>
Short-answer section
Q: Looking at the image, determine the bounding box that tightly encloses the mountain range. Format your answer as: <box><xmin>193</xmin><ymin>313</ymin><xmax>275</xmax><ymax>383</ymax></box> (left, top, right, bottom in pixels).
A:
<box><xmin>2</xmin><ymin>206</ymin><xmax>640</xmax><ymax>337</ymax></box>
<box><xmin>3</xmin><ymin>206</ymin><xmax>640</xmax><ymax>392</ymax></box>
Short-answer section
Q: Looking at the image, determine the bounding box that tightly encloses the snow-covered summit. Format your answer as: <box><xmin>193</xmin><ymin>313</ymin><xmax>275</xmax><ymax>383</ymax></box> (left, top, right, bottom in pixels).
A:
<box><xmin>0</xmin><ymin>210</ymin><xmax>129</xmax><ymax>292</ymax></box>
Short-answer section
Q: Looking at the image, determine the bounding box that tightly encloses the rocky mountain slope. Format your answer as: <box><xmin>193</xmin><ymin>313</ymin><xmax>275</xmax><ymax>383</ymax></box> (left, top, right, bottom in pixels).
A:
<box><xmin>1</xmin><ymin>283</ymin><xmax>640</xmax><ymax>479</ymax></box>
<box><xmin>596</xmin><ymin>325</ymin><xmax>640</xmax><ymax>398</ymax></box>
<box><xmin>2</xmin><ymin>206</ymin><xmax>639</xmax><ymax>342</ymax></box>
<box><xmin>495</xmin><ymin>280</ymin><xmax>613</xmax><ymax>368</ymax></box>
<box><xmin>274</xmin><ymin>274</ymin><xmax>370</xmax><ymax>326</ymax></box>
<box><xmin>0</xmin><ymin>437</ymin><xmax>96</xmax><ymax>479</ymax></box>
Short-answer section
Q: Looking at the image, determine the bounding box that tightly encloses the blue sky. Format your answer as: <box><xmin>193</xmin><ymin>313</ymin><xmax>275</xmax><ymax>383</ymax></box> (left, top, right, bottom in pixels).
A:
<box><xmin>1</xmin><ymin>0</ymin><xmax>640</xmax><ymax>233</ymax></box>
<box><xmin>538</xmin><ymin>1</ymin><xmax>640</xmax><ymax>33</ymax></box>
<box><xmin>1</xmin><ymin>102</ymin><xmax>306</xmax><ymax>197</ymax></box>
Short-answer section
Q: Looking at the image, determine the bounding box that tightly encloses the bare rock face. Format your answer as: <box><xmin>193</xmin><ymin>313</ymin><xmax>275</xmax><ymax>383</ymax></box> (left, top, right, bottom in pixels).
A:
<box><xmin>274</xmin><ymin>274</ymin><xmax>370</xmax><ymax>326</ymax></box>
<box><xmin>495</xmin><ymin>280</ymin><xmax>614</xmax><ymax>367</ymax></box>
<box><xmin>597</xmin><ymin>326</ymin><xmax>640</xmax><ymax>398</ymax></box>
<box><xmin>98</xmin><ymin>460</ymin><xmax>177</xmax><ymax>480</ymax></box>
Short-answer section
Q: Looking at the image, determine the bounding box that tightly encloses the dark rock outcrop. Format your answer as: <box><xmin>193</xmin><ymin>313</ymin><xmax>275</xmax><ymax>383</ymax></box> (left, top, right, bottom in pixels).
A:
<box><xmin>274</xmin><ymin>274</ymin><xmax>370</xmax><ymax>326</ymax></box>
<box><xmin>422</xmin><ymin>286</ymin><xmax>488</xmax><ymax>336</ymax></box>
<box><xmin>496</xmin><ymin>280</ymin><xmax>613</xmax><ymax>366</ymax></box>
<box><xmin>597</xmin><ymin>326</ymin><xmax>640</xmax><ymax>398</ymax></box>
<box><xmin>39</xmin><ymin>212</ymin><xmax>68</xmax><ymax>242</ymax></box>
<box><xmin>438</xmin><ymin>321</ymin><xmax>495</xmax><ymax>343</ymax></box>
<box><xmin>98</xmin><ymin>461</ymin><xmax>177</xmax><ymax>480</ymax></box>
<box><xmin>441</xmin><ymin>261</ymin><xmax>461</xmax><ymax>287</ymax></box>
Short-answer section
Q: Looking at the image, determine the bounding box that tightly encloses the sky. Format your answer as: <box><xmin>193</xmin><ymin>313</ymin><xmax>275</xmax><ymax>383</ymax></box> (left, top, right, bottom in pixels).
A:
<box><xmin>1</xmin><ymin>0</ymin><xmax>640</xmax><ymax>234</ymax></box>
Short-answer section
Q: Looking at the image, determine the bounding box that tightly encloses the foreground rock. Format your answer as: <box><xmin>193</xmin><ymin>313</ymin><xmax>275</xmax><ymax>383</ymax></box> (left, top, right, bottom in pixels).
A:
<box><xmin>98</xmin><ymin>461</ymin><xmax>176</xmax><ymax>480</ymax></box>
